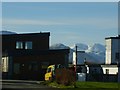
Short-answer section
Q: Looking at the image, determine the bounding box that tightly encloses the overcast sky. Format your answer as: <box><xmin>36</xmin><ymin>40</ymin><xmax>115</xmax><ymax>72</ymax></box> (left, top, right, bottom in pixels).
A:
<box><xmin>2</xmin><ymin>2</ymin><xmax>118</xmax><ymax>46</ymax></box>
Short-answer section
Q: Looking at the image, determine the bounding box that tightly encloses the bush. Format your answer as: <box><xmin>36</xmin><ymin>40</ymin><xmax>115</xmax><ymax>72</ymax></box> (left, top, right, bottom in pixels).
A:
<box><xmin>55</xmin><ymin>68</ymin><xmax>75</xmax><ymax>86</ymax></box>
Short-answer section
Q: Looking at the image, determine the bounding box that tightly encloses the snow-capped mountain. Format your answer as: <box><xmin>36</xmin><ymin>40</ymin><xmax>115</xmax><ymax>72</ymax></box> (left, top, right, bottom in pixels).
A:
<box><xmin>71</xmin><ymin>43</ymin><xmax>88</xmax><ymax>51</ymax></box>
<box><xmin>0</xmin><ymin>31</ymin><xmax>17</xmax><ymax>35</ymax></box>
<box><xmin>50</xmin><ymin>43</ymin><xmax>105</xmax><ymax>64</ymax></box>
<box><xmin>87</xmin><ymin>43</ymin><xmax>105</xmax><ymax>53</ymax></box>
<box><xmin>50</xmin><ymin>43</ymin><xmax>70</xmax><ymax>49</ymax></box>
<box><xmin>75</xmin><ymin>52</ymin><xmax>103</xmax><ymax>64</ymax></box>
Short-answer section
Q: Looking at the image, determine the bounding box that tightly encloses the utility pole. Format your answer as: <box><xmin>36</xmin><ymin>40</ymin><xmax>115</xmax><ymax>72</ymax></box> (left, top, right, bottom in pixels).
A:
<box><xmin>118</xmin><ymin>36</ymin><xmax>120</xmax><ymax>83</ymax></box>
<box><xmin>75</xmin><ymin>45</ymin><xmax>78</xmax><ymax>67</ymax></box>
<box><xmin>118</xmin><ymin>1</ymin><xmax>120</xmax><ymax>83</ymax></box>
<box><xmin>75</xmin><ymin>45</ymin><xmax>77</xmax><ymax>81</ymax></box>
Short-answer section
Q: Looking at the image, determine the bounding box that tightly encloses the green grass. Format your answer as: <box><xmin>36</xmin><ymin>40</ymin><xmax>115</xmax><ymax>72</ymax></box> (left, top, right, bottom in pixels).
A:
<box><xmin>75</xmin><ymin>81</ymin><xmax>120</xmax><ymax>88</ymax></box>
<box><xmin>44</xmin><ymin>81</ymin><xmax>120</xmax><ymax>89</ymax></box>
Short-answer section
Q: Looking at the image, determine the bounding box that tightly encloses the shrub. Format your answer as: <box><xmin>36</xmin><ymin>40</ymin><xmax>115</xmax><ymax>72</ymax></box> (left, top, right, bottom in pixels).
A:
<box><xmin>55</xmin><ymin>68</ymin><xmax>75</xmax><ymax>86</ymax></box>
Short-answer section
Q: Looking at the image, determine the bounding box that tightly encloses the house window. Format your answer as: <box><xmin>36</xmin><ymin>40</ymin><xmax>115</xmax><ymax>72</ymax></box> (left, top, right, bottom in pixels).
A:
<box><xmin>2</xmin><ymin>57</ymin><xmax>8</xmax><ymax>72</ymax></box>
<box><xmin>106</xmin><ymin>69</ymin><xmax>109</xmax><ymax>74</ymax></box>
<box><xmin>47</xmin><ymin>67</ymin><xmax>52</xmax><ymax>73</ymax></box>
<box><xmin>25</xmin><ymin>41</ymin><xmax>32</xmax><ymax>49</ymax></box>
<box><xmin>16</xmin><ymin>41</ymin><xmax>23</xmax><ymax>49</ymax></box>
<box><xmin>115</xmin><ymin>52</ymin><xmax>119</xmax><ymax>60</ymax></box>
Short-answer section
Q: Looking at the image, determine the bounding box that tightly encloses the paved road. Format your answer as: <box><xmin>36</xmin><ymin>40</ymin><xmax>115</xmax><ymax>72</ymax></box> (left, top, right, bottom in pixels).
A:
<box><xmin>1</xmin><ymin>80</ymin><xmax>53</xmax><ymax>90</ymax></box>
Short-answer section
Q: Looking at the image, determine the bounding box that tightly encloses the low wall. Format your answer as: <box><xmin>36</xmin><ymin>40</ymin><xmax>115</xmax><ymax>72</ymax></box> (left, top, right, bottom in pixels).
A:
<box><xmin>86</xmin><ymin>74</ymin><xmax>118</xmax><ymax>82</ymax></box>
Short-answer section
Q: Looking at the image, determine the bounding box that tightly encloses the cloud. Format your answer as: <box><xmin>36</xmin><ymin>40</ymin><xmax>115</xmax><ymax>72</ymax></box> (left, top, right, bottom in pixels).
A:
<box><xmin>2</xmin><ymin>18</ymin><xmax>67</xmax><ymax>25</ymax></box>
<box><xmin>61</xmin><ymin>17</ymin><xmax>117</xmax><ymax>30</ymax></box>
<box><xmin>3</xmin><ymin>17</ymin><xmax>117</xmax><ymax>30</ymax></box>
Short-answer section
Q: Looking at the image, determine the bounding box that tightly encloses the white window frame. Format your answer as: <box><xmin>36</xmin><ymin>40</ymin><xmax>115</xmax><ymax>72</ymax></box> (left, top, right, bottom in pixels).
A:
<box><xmin>16</xmin><ymin>41</ymin><xmax>23</xmax><ymax>49</ymax></box>
<box><xmin>25</xmin><ymin>41</ymin><xmax>32</xmax><ymax>49</ymax></box>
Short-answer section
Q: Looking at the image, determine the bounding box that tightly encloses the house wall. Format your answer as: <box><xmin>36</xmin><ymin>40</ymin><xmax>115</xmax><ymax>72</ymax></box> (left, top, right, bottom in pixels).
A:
<box><xmin>111</xmin><ymin>39</ymin><xmax>119</xmax><ymax>64</ymax></box>
<box><xmin>118</xmin><ymin>36</ymin><xmax>120</xmax><ymax>82</ymax></box>
<box><xmin>86</xmin><ymin>65</ymin><xmax>118</xmax><ymax>82</ymax></box>
<box><xmin>86</xmin><ymin>66</ymin><xmax>103</xmax><ymax>74</ymax></box>
<box><xmin>73</xmin><ymin>51</ymin><xmax>85</xmax><ymax>65</ymax></box>
<box><xmin>11</xmin><ymin>50</ymin><xmax>69</xmax><ymax>80</ymax></box>
<box><xmin>86</xmin><ymin>66</ymin><xmax>103</xmax><ymax>82</ymax></box>
<box><xmin>102</xmin><ymin>66</ymin><xmax>118</xmax><ymax>74</ymax></box>
<box><xmin>105</xmin><ymin>38</ymin><xmax>119</xmax><ymax>64</ymax></box>
<box><xmin>73</xmin><ymin>52</ymin><xmax>76</xmax><ymax>65</ymax></box>
<box><xmin>105</xmin><ymin>39</ymin><xmax>112</xmax><ymax>64</ymax></box>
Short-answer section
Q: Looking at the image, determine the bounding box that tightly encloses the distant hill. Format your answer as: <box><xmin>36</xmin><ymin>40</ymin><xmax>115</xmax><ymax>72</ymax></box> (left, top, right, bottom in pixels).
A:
<box><xmin>50</xmin><ymin>43</ymin><xmax>70</xmax><ymax>49</ymax></box>
<box><xmin>0</xmin><ymin>31</ymin><xmax>17</xmax><ymax>35</ymax></box>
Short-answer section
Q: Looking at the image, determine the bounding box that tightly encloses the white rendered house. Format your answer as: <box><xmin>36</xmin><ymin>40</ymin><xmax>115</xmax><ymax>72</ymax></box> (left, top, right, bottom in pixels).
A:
<box><xmin>105</xmin><ymin>35</ymin><xmax>120</xmax><ymax>82</ymax></box>
<box><xmin>105</xmin><ymin>36</ymin><xmax>120</xmax><ymax>64</ymax></box>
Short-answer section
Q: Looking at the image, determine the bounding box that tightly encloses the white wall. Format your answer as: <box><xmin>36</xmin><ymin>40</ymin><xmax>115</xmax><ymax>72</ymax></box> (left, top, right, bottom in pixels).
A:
<box><xmin>105</xmin><ymin>38</ymin><xmax>119</xmax><ymax>64</ymax></box>
<box><xmin>105</xmin><ymin>39</ymin><xmax>112</xmax><ymax>64</ymax></box>
<box><xmin>86</xmin><ymin>65</ymin><xmax>118</xmax><ymax>75</ymax></box>
<box><xmin>73</xmin><ymin>52</ymin><xmax>76</xmax><ymax>65</ymax></box>
<box><xmin>73</xmin><ymin>51</ymin><xmax>85</xmax><ymax>65</ymax></box>
<box><xmin>102</xmin><ymin>66</ymin><xmax>118</xmax><ymax>74</ymax></box>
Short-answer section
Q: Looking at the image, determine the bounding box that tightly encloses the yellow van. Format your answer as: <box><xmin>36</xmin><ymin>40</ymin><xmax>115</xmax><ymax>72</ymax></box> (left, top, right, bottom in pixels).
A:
<box><xmin>45</xmin><ymin>64</ymin><xmax>64</xmax><ymax>81</ymax></box>
<box><xmin>45</xmin><ymin>65</ymin><xmax>55</xmax><ymax>81</ymax></box>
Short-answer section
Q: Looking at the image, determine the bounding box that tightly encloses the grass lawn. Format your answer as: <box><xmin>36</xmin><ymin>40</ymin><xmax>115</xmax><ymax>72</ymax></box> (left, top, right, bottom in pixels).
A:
<box><xmin>44</xmin><ymin>81</ymin><xmax>120</xmax><ymax>89</ymax></box>
<box><xmin>75</xmin><ymin>81</ymin><xmax>120</xmax><ymax>88</ymax></box>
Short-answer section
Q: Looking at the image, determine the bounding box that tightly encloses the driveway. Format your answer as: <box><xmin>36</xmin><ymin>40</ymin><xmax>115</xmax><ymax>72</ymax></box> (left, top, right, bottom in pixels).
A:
<box><xmin>1</xmin><ymin>80</ymin><xmax>53</xmax><ymax>90</ymax></box>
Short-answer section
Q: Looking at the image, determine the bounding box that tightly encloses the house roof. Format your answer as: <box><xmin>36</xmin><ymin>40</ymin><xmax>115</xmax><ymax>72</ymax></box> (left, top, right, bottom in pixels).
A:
<box><xmin>1</xmin><ymin>32</ymin><xmax>50</xmax><ymax>37</ymax></box>
<box><xmin>105</xmin><ymin>35</ymin><xmax>120</xmax><ymax>39</ymax></box>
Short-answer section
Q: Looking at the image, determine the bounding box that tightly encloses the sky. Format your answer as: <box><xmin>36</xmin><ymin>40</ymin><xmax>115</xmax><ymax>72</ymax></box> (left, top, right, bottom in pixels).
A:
<box><xmin>2</xmin><ymin>2</ymin><xmax>118</xmax><ymax>46</ymax></box>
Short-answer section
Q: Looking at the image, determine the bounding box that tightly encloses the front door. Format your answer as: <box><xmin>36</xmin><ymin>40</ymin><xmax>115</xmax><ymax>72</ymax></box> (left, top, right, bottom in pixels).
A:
<box><xmin>20</xmin><ymin>63</ymin><xmax>29</xmax><ymax>79</ymax></box>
